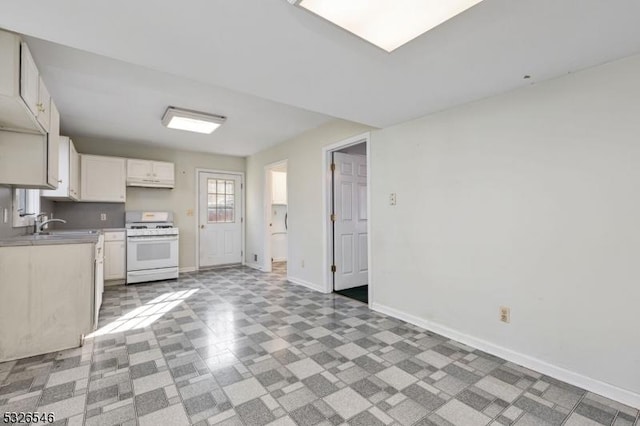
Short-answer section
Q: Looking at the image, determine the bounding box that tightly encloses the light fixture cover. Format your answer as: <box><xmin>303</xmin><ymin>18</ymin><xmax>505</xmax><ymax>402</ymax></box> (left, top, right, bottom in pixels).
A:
<box><xmin>161</xmin><ymin>107</ymin><xmax>226</xmax><ymax>134</ymax></box>
<box><xmin>294</xmin><ymin>0</ymin><xmax>484</xmax><ymax>52</ymax></box>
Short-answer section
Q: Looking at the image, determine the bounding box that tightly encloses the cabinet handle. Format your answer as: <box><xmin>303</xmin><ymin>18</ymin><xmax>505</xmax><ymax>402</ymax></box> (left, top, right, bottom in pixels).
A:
<box><xmin>58</xmin><ymin>180</ymin><xmax>63</xmax><ymax>183</ymax></box>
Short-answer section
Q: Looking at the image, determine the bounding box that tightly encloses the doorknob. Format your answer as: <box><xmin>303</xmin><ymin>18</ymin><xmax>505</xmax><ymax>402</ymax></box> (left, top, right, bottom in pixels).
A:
<box><xmin>200</xmin><ymin>225</ymin><xmax>204</xmax><ymax>229</ymax></box>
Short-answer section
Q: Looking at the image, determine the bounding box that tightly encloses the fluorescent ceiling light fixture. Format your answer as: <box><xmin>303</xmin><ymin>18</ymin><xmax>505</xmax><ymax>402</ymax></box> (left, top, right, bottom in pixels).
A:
<box><xmin>291</xmin><ymin>0</ymin><xmax>484</xmax><ymax>52</ymax></box>
<box><xmin>161</xmin><ymin>107</ymin><xmax>226</xmax><ymax>134</ymax></box>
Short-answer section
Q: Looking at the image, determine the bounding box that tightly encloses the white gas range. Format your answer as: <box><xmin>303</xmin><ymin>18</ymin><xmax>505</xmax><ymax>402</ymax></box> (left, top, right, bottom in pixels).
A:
<box><xmin>126</xmin><ymin>211</ymin><xmax>179</xmax><ymax>284</ymax></box>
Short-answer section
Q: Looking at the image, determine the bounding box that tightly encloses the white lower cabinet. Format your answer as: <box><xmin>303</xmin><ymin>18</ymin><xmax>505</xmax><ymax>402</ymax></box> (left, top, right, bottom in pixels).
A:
<box><xmin>0</xmin><ymin>243</ymin><xmax>94</xmax><ymax>362</ymax></box>
<box><xmin>104</xmin><ymin>231</ymin><xmax>126</xmax><ymax>281</ymax></box>
<box><xmin>80</xmin><ymin>154</ymin><xmax>126</xmax><ymax>202</ymax></box>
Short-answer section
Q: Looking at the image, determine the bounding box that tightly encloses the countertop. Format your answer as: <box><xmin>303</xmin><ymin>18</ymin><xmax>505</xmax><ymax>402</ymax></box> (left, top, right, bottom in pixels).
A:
<box><xmin>0</xmin><ymin>231</ymin><xmax>101</xmax><ymax>247</ymax></box>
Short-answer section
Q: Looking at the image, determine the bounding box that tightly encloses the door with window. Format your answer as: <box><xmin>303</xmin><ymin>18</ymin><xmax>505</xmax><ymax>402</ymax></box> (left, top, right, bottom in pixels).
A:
<box><xmin>199</xmin><ymin>172</ymin><xmax>243</xmax><ymax>267</ymax></box>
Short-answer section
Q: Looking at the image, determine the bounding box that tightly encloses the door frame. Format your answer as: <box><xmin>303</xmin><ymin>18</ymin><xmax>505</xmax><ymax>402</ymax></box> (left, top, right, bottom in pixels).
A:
<box><xmin>195</xmin><ymin>168</ymin><xmax>245</xmax><ymax>271</ymax></box>
<box><xmin>263</xmin><ymin>159</ymin><xmax>288</xmax><ymax>272</ymax></box>
<box><xmin>322</xmin><ymin>132</ymin><xmax>372</xmax><ymax>307</ymax></box>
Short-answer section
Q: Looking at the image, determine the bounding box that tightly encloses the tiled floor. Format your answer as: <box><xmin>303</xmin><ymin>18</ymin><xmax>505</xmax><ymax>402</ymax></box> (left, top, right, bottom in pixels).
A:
<box><xmin>1</xmin><ymin>266</ymin><xmax>638</xmax><ymax>426</ymax></box>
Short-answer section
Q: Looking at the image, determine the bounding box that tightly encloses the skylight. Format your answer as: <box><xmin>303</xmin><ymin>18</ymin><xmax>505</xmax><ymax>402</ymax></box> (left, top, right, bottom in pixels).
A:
<box><xmin>292</xmin><ymin>0</ymin><xmax>485</xmax><ymax>52</ymax></box>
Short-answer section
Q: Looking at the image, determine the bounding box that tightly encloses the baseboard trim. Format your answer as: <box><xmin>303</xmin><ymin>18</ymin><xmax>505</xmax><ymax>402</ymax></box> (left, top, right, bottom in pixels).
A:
<box><xmin>179</xmin><ymin>267</ymin><xmax>196</xmax><ymax>273</ymax></box>
<box><xmin>245</xmin><ymin>262</ymin><xmax>264</xmax><ymax>271</ymax></box>
<box><xmin>286</xmin><ymin>276</ymin><xmax>325</xmax><ymax>293</ymax></box>
<box><xmin>371</xmin><ymin>302</ymin><xmax>640</xmax><ymax>409</ymax></box>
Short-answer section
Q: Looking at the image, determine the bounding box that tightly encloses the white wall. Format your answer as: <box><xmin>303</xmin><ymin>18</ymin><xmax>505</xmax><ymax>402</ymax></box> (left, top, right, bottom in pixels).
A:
<box><xmin>246</xmin><ymin>120</ymin><xmax>373</xmax><ymax>289</ymax></box>
<box><xmin>72</xmin><ymin>137</ymin><xmax>245</xmax><ymax>270</ymax></box>
<box><xmin>371</xmin><ymin>54</ymin><xmax>640</xmax><ymax>403</ymax></box>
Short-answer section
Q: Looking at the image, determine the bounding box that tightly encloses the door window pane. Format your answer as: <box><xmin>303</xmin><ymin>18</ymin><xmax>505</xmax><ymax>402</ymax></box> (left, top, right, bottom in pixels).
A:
<box><xmin>207</xmin><ymin>178</ymin><xmax>235</xmax><ymax>223</ymax></box>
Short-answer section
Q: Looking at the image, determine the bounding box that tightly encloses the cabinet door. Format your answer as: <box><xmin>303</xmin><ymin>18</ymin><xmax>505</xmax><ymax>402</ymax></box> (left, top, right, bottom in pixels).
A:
<box><xmin>127</xmin><ymin>159</ymin><xmax>153</xmax><ymax>182</ymax></box>
<box><xmin>152</xmin><ymin>161</ymin><xmax>174</xmax><ymax>184</ymax></box>
<box><xmin>104</xmin><ymin>240</ymin><xmax>126</xmax><ymax>280</ymax></box>
<box><xmin>80</xmin><ymin>155</ymin><xmax>126</xmax><ymax>202</ymax></box>
<box><xmin>36</xmin><ymin>77</ymin><xmax>51</xmax><ymax>132</ymax></box>
<box><xmin>41</xmin><ymin>136</ymin><xmax>68</xmax><ymax>198</ymax></box>
<box><xmin>47</xmin><ymin>101</ymin><xmax>60</xmax><ymax>188</ymax></box>
<box><xmin>19</xmin><ymin>42</ymin><xmax>39</xmax><ymax>116</ymax></box>
<box><xmin>68</xmin><ymin>141</ymin><xmax>79</xmax><ymax>200</ymax></box>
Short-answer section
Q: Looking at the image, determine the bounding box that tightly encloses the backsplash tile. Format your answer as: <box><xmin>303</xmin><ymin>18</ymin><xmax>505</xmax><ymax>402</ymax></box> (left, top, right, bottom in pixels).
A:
<box><xmin>50</xmin><ymin>202</ymin><xmax>125</xmax><ymax>229</ymax></box>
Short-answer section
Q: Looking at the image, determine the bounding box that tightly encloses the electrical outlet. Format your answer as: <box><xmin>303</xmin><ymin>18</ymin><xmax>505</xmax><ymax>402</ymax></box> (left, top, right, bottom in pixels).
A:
<box><xmin>254</xmin><ymin>254</ymin><xmax>258</xmax><ymax>262</ymax></box>
<box><xmin>499</xmin><ymin>306</ymin><xmax>511</xmax><ymax>323</ymax></box>
<box><xmin>100</xmin><ymin>213</ymin><xmax>107</xmax><ymax>221</ymax></box>
<box><xmin>186</xmin><ymin>209</ymin><xmax>194</xmax><ymax>217</ymax></box>
<box><xmin>389</xmin><ymin>193</ymin><xmax>397</xmax><ymax>206</ymax></box>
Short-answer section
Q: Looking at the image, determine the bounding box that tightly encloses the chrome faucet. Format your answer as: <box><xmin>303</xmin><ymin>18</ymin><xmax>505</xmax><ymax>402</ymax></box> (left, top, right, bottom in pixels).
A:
<box><xmin>35</xmin><ymin>218</ymin><xmax>67</xmax><ymax>233</ymax></box>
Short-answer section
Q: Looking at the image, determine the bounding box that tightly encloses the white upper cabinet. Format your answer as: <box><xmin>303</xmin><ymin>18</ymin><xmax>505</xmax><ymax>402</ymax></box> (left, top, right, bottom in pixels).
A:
<box><xmin>272</xmin><ymin>171</ymin><xmax>287</xmax><ymax>205</ymax></box>
<box><xmin>42</xmin><ymin>136</ymin><xmax>79</xmax><ymax>201</ymax></box>
<box><xmin>126</xmin><ymin>159</ymin><xmax>153</xmax><ymax>182</ymax></box>
<box><xmin>153</xmin><ymin>161</ymin><xmax>175</xmax><ymax>185</ymax></box>
<box><xmin>0</xmin><ymin>32</ymin><xmax>50</xmax><ymax>133</ymax></box>
<box><xmin>80</xmin><ymin>154</ymin><xmax>126</xmax><ymax>202</ymax></box>
<box><xmin>47</xmin><ymin>101</ymin><xmax>59</xmax><ymax>187</ymax></box>
<box><xmin>0</xmin><ymin>31</ymin><xmax>60</xmax><ymax>189</ymax></box>
<box><xmin>19</xmin><ymin>42</ymin><xmax>39</xmax><ymax>118</ymax></box>
<box><xmin>36</xmin><ymin>76</ymin><xmax>51</xmax><ymax>132</ymax></box>
<box><xmin>126</xmin><ymin>159</ymin><xmax>175</xmax><ymax>188</ymax></box>
<box><xmin>68</xmin><ymin>141</ymin><xmax>80</xmax><ymax>199</ymax></box>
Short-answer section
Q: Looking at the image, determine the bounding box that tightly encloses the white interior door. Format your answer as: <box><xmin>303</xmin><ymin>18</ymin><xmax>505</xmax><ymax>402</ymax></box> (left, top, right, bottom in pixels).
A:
<box><xmin>199</xmin><ymin>172</ymin><xmax>243</xmax><ymax>268</ymax></box>
<box><xmin>333</xmin><ymin>152</ymin><xmax>368</xmax><ymax>290</ymax></box>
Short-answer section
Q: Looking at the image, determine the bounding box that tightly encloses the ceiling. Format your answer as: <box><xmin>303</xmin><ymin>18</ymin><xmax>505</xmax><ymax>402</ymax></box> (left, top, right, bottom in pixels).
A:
<box><xmin>2</xmin><ymin>0</ymin><xmax>640</xmax><ymax>156</ymax></box>
<box><xmin>23</xmin><ymin>37</ymin><xmax>332</xmax><ymax>156</ymax></box>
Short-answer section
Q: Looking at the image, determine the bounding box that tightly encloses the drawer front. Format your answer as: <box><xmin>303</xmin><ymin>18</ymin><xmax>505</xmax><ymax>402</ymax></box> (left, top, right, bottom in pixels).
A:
<box><xmin>104</xmin><ymin>231</ymin><xmax>125</xmax><ymax>242</ymax></box>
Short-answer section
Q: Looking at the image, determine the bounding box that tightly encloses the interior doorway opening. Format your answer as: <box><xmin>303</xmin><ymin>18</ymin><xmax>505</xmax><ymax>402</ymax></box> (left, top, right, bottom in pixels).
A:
<box><xmin>264</xmin><ymin>160</ymin><xmax>288</xmax><ymax>276</ymax></box>
<box><xmin>329</xmin><ymin>141</ymin><xmax>369</xmax><ymax>304</ymax></box>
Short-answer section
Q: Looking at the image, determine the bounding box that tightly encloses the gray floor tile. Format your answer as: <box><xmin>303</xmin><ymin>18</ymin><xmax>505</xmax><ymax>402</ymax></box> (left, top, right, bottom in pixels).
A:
<box><xmin>135</xmin><ymin>388</ymin><xmax>169</xmax><ymax>417</ymax></box>
<box><xmin>348</xmin><ymin>410</ymin><xmax>385</xmax><ymax>426</ymax></box>
<box><xmin>290</xmin><ymin>403</ymin><xmax>327</xmax><ymax>426</ymax></box>
<box><xmin>39</xmin><ymin>381</ymin><xmax>75</xmax><ymax>406</ymax></box>
<box><xmin>184</xmin><ymin>392</ymin><xmax>217</xmax><ymax>416</ymax></box>
<box><xmin>575</xmin><ymin>400</ymin><xmax>617</xmax><ymax>425</ymax></box>
<box><xmin>235</xmin><ymin>397</ymin><xmax>276</xmax><ymax>426</ymax></box>
<box><xmin>130</xmin><ymin>360</ymin><xmax>159</xmax><ymax>380</ymax></box>
<box><xmin>515</xmin><ymin>396</ymin><xmax>567</xmax><ymax>425</ymax></box>
<box><xmin>302</xmin><ymin>374</ymin><xmax>338</xmax><ymax>398</ymax></box>
<box><xmin>0</xmin><ymin>265</ymin><xmax>635</xmax><ymax>426</ymax></box>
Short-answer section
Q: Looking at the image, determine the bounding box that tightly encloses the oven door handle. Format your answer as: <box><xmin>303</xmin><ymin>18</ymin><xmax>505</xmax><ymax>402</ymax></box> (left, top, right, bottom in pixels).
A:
<box><xmin>127</xmin><ymin>236</ymin><xmax>178</xmax><ymax>241</ymax></box>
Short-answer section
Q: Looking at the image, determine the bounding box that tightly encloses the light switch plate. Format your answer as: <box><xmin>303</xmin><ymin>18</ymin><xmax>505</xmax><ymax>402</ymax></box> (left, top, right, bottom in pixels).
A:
<box><xmin>3</xmin><ymin>208</ymin><xmax>7</xmax><ymax>223</ymax></box>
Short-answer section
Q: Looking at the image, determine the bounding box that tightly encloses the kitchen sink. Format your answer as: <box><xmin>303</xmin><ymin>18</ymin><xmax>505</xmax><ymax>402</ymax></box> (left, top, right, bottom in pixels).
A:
<box><xmin>30</xmin><ymin>234</ymin><xmax>76</xmax><ymax>240</ymax></box>
<box><xmin>47</xmin><ymin>230</ymin><xmax>100</xmax><ymax>235</ymax></box>
<box><xmin>30</xmin><ymin>230</ymin><xmax>99</xmax><ymax>239</ymax></box>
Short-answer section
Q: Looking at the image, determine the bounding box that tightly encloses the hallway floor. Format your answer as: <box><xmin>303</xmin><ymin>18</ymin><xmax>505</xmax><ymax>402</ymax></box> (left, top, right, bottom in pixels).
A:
<box><xmin>334</xmin><ymin>285</ymin><xmax>368</xmax><ymax>304</ymax></box>
<box><xmin>0</xmin><ymin>266</ymin><xmax>637</xmax><ymax>425</ymax></box>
